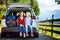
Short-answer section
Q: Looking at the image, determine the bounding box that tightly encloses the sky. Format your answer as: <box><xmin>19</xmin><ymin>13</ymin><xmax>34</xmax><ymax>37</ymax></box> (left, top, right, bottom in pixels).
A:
<box><xmin>37</xmin><ymin>0</ymin><xmax>60</xmax><ymax>21</ymax></box>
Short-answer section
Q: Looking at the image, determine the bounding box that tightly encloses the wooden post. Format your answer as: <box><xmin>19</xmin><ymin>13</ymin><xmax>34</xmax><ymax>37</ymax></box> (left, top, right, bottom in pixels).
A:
<box><xmin>45</xmin><ymin>18</ymin><xmax>48</xmax><ymax>34</ymax></box>
<box><xmin>42</xmin><ymin>27</ymin><xmax>43</xmax><ymax>33</ymax></box>
<box><xmin>51</xmin><ymin>15</ymin><xmax>54</xmax><ymax>36</ymax></box>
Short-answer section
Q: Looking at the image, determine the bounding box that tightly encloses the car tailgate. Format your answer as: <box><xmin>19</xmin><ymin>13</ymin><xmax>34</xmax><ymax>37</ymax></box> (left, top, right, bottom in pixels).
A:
<box><xmin>1</xmin><ymin>27</ymin><xmax>19</xmax><ymax>32</ymax></box>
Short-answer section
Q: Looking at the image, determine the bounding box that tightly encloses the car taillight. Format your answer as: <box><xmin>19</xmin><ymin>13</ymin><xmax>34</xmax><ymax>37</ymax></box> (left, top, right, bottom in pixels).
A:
<box><xmin>1</xmin><ymin>28</ymin><xmax>5</xmax><ymax>32</ymax></box>
<box><xmin>33</xmin><ymin>16</ymin><xmax>36</xmax><ymax>20</ymax></box>
<box><xmin>1</xmin><ymin>15</ymin><xmax>4</xmax><ymax>19</ymax></box>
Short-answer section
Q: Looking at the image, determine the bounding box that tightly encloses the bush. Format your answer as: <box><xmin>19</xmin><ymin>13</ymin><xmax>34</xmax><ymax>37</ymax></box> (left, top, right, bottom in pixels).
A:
<box><xmin>32</xmin><ymin>0</ymin><xmax>40</xmax><ymax>16</ymax></box>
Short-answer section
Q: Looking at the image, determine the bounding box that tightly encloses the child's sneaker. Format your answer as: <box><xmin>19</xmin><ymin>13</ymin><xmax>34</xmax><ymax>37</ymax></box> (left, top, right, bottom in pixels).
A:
<box><xmin>26</xmin><ymin>33</ymin><xmax>29</xmax><ymax>36</ymax></box>
<box><xmin>31</xmin><ymin>34</ymin><xmax>34</xmax><ymax>36</ymax></box>
<box><xmin>23</xmin><ymin>33</ymin><xmax>26</xmax><ymax>37</ymax></box>
<box><xmin>20</xmin><ymin>32</ymin><xmax>22</xmax><ymax>36</ymax></box>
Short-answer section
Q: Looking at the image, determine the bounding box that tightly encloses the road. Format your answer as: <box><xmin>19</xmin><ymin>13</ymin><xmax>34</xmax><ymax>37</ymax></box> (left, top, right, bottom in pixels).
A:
<box><xmin>0</xmin><ymin>34</ymin><xmax>56</xmax><ymax>40</ymax></box>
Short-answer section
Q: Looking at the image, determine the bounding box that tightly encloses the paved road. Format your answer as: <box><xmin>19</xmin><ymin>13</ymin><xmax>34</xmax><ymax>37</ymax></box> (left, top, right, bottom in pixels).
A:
<box><xmin>0</xmin><ymin>34</ymin><xmax>57</xmax><ymax>40</ymax></box>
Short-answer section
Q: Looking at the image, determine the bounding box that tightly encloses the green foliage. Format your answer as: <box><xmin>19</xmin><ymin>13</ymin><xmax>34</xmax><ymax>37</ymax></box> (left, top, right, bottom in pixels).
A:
<box><xmin>0</xmin><ymin>5</ymin><xmax>6</xmax><ymax>19</ymax></box>
<box><xmin>0</xmin><ymin>0</ymin><xmax>40</xmax><ymax>17</ymax></box>
<box><xmin>0</xmin><ymin>9</ymin><xmax>4</xmax><ymax>19</ymax></box>
<box><xmin>0</xmin><ymin>0</ymin><xmax>6</xmax><ymax>5</ymax></box>
<box><xmin>8</xmin><ymin>0</ymin><xmax>30</xmax><ymax>3</ymax></box>
<box><xmin>8</xmin><ymin>0</ymin><xmax>14</xmax><ymax>3</ymax></box>
<box><xmin>32</xmin><ymin>0</ymin><xmax>40</xmax><ymax>16</ymax></box>
<box><xmin>58</xmin><ymin>1</ymin><xmax>60</xmax><ymax>4</ymax></box>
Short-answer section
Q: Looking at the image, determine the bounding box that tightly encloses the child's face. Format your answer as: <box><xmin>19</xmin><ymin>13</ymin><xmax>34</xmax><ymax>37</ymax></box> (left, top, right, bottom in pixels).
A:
<box><xmin>20</xmin><ymin>12</ymin><xmax>24</xmax><ymax>16</ymax></box>
<box><xmin>26</xmin><ymin>12</ymin><xmax>31</xmax><ymax>17</ymax></box>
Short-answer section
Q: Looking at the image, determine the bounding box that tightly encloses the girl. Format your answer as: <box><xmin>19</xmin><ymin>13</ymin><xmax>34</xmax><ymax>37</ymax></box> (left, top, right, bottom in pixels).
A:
<box><xmin>17</xmin><ymin>11</ymin><xmax>26</xmax><ymax>37</ymax></box>
<box><xmin>25</xmin><ymin>12</ymin><xmax>33</xmax><ymax>36</ymax></box>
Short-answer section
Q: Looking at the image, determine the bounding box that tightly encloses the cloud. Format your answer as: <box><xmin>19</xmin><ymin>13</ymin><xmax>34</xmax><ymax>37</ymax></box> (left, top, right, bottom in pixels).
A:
<box><xmin>37</xmin><ymin>0</ymin><xmax>60</xmax><ymax>11</ymax></box>
<box><xmin>37</xmin><ymin>0</ymin><xmax>60</xmax><ymax>21</ymax></box>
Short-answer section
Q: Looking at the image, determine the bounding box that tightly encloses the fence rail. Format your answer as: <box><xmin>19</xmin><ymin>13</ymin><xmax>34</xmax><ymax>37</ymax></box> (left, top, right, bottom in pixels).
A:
<box><xmin>39</xmin><ymin>27</ymin><xmax>60</xmax><ymax>34</ymax></box>
<box><xmin>39</xmin><ymin>15</ymin><xmax>60</xmax><ymax>38</ymax></box>
<box><xmin>39</xmin><ymin>24</ymin><xmax>60</xmax><ymax>27</ymax></box>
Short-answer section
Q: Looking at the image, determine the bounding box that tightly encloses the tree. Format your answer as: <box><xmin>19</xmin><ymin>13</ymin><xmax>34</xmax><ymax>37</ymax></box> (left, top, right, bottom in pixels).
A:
<box><xmin>55</xmin><ymin>0</ymin><xmax>60</xmax><ymax>4</ymax></box>
<box><xmin>0</xmin><ymin>0</ymin><xmax>6</xmax><ymax>20</ymax></box>
<box><xmin>32</xmin><ymin>0</ymin><xmax>40</xmax><ymax>16</ymax></box>
<box><xmin>13</xmin><ymin>0</ymin><xmax>18</xmax><ymax>2</ymax></box>
<box><xmin>0</xmin><ymin>0</ymin><xmax>6</xmax><ymax>5</ymax></box>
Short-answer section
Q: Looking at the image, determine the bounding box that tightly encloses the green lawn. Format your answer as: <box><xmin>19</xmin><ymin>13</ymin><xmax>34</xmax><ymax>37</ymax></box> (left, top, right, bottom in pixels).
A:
<box><xmin>39</xmin><ymin>26</ymin><xmax>60</xmax><ymax>39</ymax></box>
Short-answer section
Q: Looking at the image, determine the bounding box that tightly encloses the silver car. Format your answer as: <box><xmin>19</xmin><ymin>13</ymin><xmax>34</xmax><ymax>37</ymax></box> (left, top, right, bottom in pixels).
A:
<box><xmin>1</xmin><ymin>0</ymin><xmax>39</xmax><ymax>38</ymax></box>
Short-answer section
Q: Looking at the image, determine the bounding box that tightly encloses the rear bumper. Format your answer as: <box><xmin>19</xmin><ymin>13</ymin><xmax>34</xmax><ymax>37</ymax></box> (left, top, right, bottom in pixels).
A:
<box><xmin>1</xmin><ymin>32</ymin><xmax>39</xmax><ymax>38</ymax></box>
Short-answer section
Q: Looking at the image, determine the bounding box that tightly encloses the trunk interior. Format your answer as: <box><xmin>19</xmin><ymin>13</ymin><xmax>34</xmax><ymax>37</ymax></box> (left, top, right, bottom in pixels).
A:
<box><xmin>6</xmin><ymin>7</ymin><xmax>32</xmax><ymax>27</ymax></box>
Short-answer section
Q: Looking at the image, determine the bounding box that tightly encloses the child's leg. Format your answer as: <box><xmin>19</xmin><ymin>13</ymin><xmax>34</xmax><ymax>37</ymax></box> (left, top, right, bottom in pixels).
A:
<box><xmin>25</xmin><ymin>25</ymin><xmax>29</xmax><ymax>36</ymax></box>
<box><xmin>23</xmin><ymin>26</ymin><xmax>26</xmax><ymax>37</ymax></box>
<box><xmin>25</xmin><ymin>25</ymin><xmax>28</xmax><ymax>33</ymax></box>
<box><xmin>29</xmin><ymin>25</ymin><xmax>33</xmax><ymax>33</ymax></box>
<box><xmin>19</xmin><ymin>26</ymin><xmax>23</xmax><ymax>36</ymax></box>
<box><xmin>23</xmin><ymin>26</ymin><xmax>26</xmax><ymax>33</ymax></box>
<box><xmin>29</xmin><ymin>25</ymin><xmax>34</xmax><ymax>36</ymax></box>
<box><xmin>20</xmin><ymin>26</ymin><xmax>23</xmax><ymax>32</ymax></box>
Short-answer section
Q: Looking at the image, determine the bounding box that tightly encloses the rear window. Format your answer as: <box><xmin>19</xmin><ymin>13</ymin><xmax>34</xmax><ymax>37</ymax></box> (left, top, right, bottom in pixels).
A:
<box><xmin>7</xmin><ymin>7</ymin><xmax>31</xmax><ymax>16</ymax></box>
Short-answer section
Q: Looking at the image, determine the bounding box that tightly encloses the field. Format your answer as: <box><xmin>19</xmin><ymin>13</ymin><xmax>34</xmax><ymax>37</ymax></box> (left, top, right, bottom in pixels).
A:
<box><xmin>39</xmin><ymin>26</ymin><xmax>60</xmax><ymax>39</ymax></box>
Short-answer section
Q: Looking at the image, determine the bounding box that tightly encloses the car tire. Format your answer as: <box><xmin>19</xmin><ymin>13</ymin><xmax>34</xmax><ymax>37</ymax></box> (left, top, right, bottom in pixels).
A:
<box><xmin>34</xmin><ymin>32</ymin><xmax>39</xmax><ymax>38</ymax></box>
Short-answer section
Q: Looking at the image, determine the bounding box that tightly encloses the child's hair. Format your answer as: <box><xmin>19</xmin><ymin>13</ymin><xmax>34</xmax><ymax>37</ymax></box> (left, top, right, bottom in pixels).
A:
<box><xmin>26</xmin><ymin>11</ymin><xmax>31</xmax><ymax>16</ymax></box>
<box><xmin>18</xmin><ymin>10</ymin><xmax>25</xmax><ymax>17</ymax></box>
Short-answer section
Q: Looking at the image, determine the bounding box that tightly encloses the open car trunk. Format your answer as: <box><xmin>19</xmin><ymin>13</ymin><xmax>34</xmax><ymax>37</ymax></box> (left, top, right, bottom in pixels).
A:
<box><xmin>1</xmin><ymin>0</ymin><xmax>39</xmax><ymax>38</ymax></box>
<box><xmin>1</xmin><ymin>7</ymin><xmax>39</xmax><ymax>38</ymax></box>
<box><xmin>7</xmin><ymin>0</ymin><xmax>33</xmax><ymax>8</ymax></box>
<box><xmin>6</xmin><ymin>7</ymin><xmax>32</xmax><ymax>27</ymax></box>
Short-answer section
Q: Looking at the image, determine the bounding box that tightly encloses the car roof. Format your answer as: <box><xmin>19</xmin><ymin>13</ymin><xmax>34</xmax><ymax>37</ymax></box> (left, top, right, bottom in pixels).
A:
<box><xmin>7</xmin><ymin>7</ymin><xmax>31</xmax><ymax>12</ymax></box>
<box><xmin>8</xmin><ymin>5</ymin><xmax>31</xmax><ymax>8</ymax></box>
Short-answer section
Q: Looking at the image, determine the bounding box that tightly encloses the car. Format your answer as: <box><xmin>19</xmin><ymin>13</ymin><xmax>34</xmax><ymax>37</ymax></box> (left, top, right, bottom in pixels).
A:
<box><xmin>1</xmin><ymin>0</ymin><xmax>39</xmax><ymax>38</ymax></box>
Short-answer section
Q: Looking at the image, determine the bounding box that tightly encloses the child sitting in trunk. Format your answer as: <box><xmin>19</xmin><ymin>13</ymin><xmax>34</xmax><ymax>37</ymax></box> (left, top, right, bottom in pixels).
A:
<box><xmin>25</xmin><ymin>12</ymin><xmax>33</xmax><ymax>36</ymax></box>
<box><xmin>17</xmin><ymin>11</ymin><xmax>26</xmax><ymax>37</ymax></box>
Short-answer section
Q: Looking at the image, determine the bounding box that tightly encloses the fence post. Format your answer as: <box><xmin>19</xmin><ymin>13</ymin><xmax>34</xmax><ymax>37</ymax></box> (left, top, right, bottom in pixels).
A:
<box><xmin>51</xmin><ymin>15</ymin><xmax>54</xmax><ymax>36</ymax></box>
<box><xmin>45</xmin><ymin>18</ymin><xmax>48</xmax><ymax>34</ymax></box>
<box><xmin>42</xmin><ymin>26</ymin><xmax>43</xmax><ymax>33</ymax></box>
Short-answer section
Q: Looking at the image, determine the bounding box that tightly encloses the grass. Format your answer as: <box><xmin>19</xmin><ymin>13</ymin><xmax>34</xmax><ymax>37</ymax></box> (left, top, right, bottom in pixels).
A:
<box><xmin>46</xmin><ymin>31</ymin><xmax>51</xmax><ymax>36</ymax></box>
<box><xmin>39</xmin><ymin>26</ymin><xmax>60</xmax><ymax>39</ymax></box>
<box><xmin>53</xmin><ymin>27</ymin><xmax>60</xmax><ymax>31</ymax></box>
